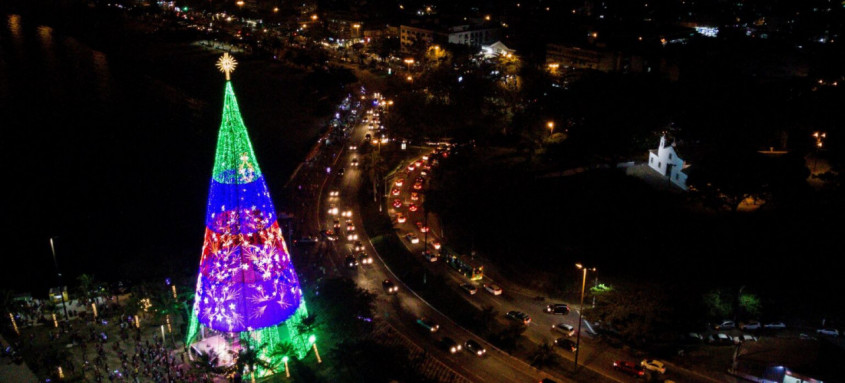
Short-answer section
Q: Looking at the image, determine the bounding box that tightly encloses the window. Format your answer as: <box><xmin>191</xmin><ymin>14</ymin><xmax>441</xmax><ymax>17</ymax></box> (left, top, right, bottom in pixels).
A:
<box><xmin>668</xmin><ymin>153</ymin><xmax>672</xmax><ymax>160</ymax></box>
<box><xmin>650</xmin><ymin>157</ymin><xmax>653</xmax><ymax>164</ymax></box>
<box><xmin>675</xmin><ymin>174</ymin><xmax>679</xmax><ymax>180</ymax></box>
<box><xmin>658</xmin><ymin>162</ymin><xmax>661</xmax><ymax>168</ymax></box>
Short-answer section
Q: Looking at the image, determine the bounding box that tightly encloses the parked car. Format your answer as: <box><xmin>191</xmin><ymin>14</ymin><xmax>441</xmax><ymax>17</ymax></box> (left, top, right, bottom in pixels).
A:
<box><xmin>685</xmin><ymin>332</ymin><xmax>704</xmax><ymax>343</ymax></box>
<box><xmin>506</xmin><ymin>311</ymin><xmax>531</xmax><ymax>325</ymax></box>
<box><xmin>640</xmin><ymin>360</ymin><xmax>666</xmax><ymax>374</ymax></box>
<box><xmin>764</xmin><ymin>322</ymin><xmax>787</xmax><ymax>329</ymax></box>
<box><xmin>545</xmin><ymin>304</ymin><xmax>570</xmax><ymax>315</ymax></box>
<box><xmin>613</xmin><ymin>360</ymin><xmax>644</xmax><ymax>377</ymax></box>
<box><xmin>733</xmin><ymin>334</ymin><xmax>758</xmax><ymax>343</ymax></box>
<box><xmin>706</xmin><ymin>333</ymin><xmax>733</xmax><ymax>345</ymax></box>
<box><xmin>552</xmin><ymin>323</ymin><xmax>576</xmax><ymax>336</ymax></box>
<box><xmin>459</xmin><ymin>283</ymin><xmax>478</xmax><ymax>295</ymax></box>
<box><xmin>554</xmin><ymin>338</ymin><xmax>577</xmax><ymax>352</ymax></box>
<box><xmin>439</xmin><ymin>337</ymin><xmax>461</xmax><ymax>354</ymax></box>
<box><xmin>382</xmin><ymin>279</ymin><xmax>398</xmax><ymax>294</ymax></box>
<box><xmin>358</xmin><ymin>252</ymin><xmax>373</xmax><ymax>265</ymax></box>
<box><xmin>740</xmin><ymin>321</ymin><xmax>761</xmax><ymax>330</ymax></box>
<box><xmin>817</xmin><ymin>328</ymin><xmax>840</xmax><ymax>337</ymax></box>
<box><xmin>483</xmin><ymin>283</ymin><xmax>502</xmax><ymax>296</ymax></box>
<box><xmin>715</xmin><ymin>320</ymin><xmax>736</xmax><ymax>330</ymax></box>
<box><xmin>416</xmin><ymin>317</ymin><xmax>439</xmax><ymax>332</ymax></box>
<box><xmin>464</xmin><ymin>339</ymin><xmax>486</xmax><ymax>357</ymax></box>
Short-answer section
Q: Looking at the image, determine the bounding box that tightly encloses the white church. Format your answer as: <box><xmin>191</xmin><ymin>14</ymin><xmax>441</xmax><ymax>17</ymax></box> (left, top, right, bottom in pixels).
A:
<box><xmin>648</xmin><ymin>135</ymin><xmax>689</xmax><ymax>190</ymax></box>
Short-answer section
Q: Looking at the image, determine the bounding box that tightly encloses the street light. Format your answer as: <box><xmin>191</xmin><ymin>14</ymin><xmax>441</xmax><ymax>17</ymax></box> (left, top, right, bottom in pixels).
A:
<box><xmin>547</xmin><ymin>121</ymin><xmax>554</xmax><ymax>137</ymax></box>
<box><xmin>49</xmin><ymin>237</ymin><xmax>70</xmax><ymax>322</ymax></box>
<box><xmin>574</xmin><ymin>263</ymin><xmax>596</xmax><ymax>371</ymax></box>
<box><xmin>352</xmin><ymin>23</ymin><xmax>361</xmax><ymax>38</ymax></box>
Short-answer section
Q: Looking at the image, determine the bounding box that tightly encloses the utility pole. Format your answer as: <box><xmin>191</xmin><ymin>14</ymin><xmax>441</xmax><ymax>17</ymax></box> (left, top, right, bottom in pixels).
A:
<box><xmin>49</xmin><ymin>237</ymin><xmax>70</xmax><ymax>321</ymax></box>
<box><xmin>574</xmin><ymin>263</ymin><xmax>595</xmax><ymax>371</ymax></box>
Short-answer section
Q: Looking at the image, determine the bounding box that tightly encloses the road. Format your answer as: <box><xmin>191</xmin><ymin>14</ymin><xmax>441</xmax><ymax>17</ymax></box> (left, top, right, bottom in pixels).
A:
<box><xmin>315</xmin><ymin>102</ymin><xmax>555</xmax><ymax>383</ymax></box>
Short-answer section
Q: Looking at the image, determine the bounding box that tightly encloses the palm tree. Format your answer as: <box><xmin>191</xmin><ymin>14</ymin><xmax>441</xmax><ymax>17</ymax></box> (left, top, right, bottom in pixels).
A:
<box><xmin>76</xmin><ymin>274</ymin><xmax>98</xmax><ymax>305</ymax></box>
<box><xmin>295</xmin><ymin>313</ymin><xmax>320</xmax><ymax>335</ymax></box>
<box><xmin>267</xmin><ymin>341</ymin><xmax>296</xmax><ymax>374</ymax></box>
<box><xmin>192</xmin><ymin>350</ymin><xmax>224</xmax><ymax>380</ymax></box>
<box><xmin>0</xmin><ymin>289</ymin><xmax>21</xmax><ymax>333</ymax></box>
<box><xmin>233</xmin><ymin>345</ymin><xmax>272</xmax><ymax>382</ymax></box>
<box><xmin>529</xmin><ymin>341</ymin><xmax>557</xmax><ymax>370</ymax></box>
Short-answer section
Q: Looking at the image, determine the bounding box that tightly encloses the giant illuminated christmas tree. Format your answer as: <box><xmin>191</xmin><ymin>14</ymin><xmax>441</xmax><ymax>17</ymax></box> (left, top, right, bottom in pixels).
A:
<box><xmin>185</xmin><ymin>53</ymin><xmax>314</xmax><ymax>377</ymax></box>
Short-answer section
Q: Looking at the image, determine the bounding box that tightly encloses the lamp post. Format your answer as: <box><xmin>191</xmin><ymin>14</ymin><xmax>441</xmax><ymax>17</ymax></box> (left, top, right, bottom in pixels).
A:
<box><xmin>812</xmin><ymin>131</ymin><xmax>826</xmax><ymax>173</ymax></box>
<box><xmin>547</xmin><ymin>121</ymin><xmax>554</xmax><ymax>137</ymax></box>
<box><xmin>49</xmin><ymin>237</ymin><xmax>70</xmax><ymax>322</ymax></box>
<box><xmin>574</xmin><ymin>263</ymin><xmax>596</xmax><ymax>371</ymax></box>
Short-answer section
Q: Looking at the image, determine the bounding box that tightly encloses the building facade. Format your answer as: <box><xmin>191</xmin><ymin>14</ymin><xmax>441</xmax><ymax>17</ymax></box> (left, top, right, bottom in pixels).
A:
<box><xmin>648</xmin><ymin>135</ymin><xmax>689</xmax><ymax>190</ymax></box>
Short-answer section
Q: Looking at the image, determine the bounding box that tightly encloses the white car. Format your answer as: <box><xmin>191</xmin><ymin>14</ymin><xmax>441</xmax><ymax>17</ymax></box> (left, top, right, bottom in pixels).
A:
<box><xmin>483</xmin><ymin>283</ymin><xmax>502</xmax><ymax>296</ymax></box>
<box><xmin>552</xmin><ymin>323</ymin><xmax>576</xmax><ymax>337</ymax></box>
<box><xmin>817</xmin><ymin>328</ymin><xmax>840</xmax><ymax>337</ymax></box>
<box><xmin>740</xmin><ymin>321</ymin><xmax>761</xmax><ymax>330</ymax></box>
<box><xmin>640</xmin><ymin>360</ymin><xmax>666</xmax><ymax>374</ymax></box>
<box><xmin>764</xmin><ymin>322</ymin><xmax>786</xmax><ymax>329</ymax></box>
<box><xmin>715</xmin><ymin>320</ymin><xmax>736</xmax><ymax>330</ymax></box>
<box><xmin>733</xmin><ymin>334</ymin><xmax>758</xmax><ymax>343</ymax></box>
<box><xmin>405</xmin><ymin>233</ymin><xmax>419</xmax><ymax>244</ymax></box>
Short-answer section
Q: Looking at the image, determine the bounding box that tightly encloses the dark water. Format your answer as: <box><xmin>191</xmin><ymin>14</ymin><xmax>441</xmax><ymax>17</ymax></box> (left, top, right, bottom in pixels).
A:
<box><xmin>0</xmin><ymin>11</ymin><xmax>323</xmax><ymax>293</ymax></box>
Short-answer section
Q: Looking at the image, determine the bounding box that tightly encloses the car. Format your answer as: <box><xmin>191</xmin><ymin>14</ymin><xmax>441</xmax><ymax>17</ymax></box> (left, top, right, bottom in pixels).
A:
<box><xmin>405</xmin><ymin>233</ymin><xmax>419</xmax><ymax>244</ymax></box>
<box><xmin>545</xmin><ymin>304</ymin><xmax>570</xmax><ymax>315</ymax></box>
<box><xmin>431</xmin><ymin>241</ymin><xmax>441</xmax><ymax>250</ymax></box>
<box><xmin>640</xmin><ymin>360</ymin><xmax>666</xmax><ymax>374</ymax></box>
<box><xmin>346</xmin><ymin>233</ymin><xmax>358</xmax><ymax>241</ymax></box>
<box><xmin>817</xmin><ymin>328</ymin><xmax>840</xmax><ymax>337</ymax></box>
<box><xmin>328</xmin><ymin>204</ymin><xmax>339</xmax><ymax>215</ymax></box>
<box><xmin>408</xmin><ymin>204</ymin><xmax>418</xmax><ymax>212</ymax></box>
<box><xmin>422</xmin><ymin>155</ymin><xmax>429</xmax><ymax>161</ymax></box>
<box><xmin>344</xmin><ymin>255</ymin><xmax>358</xmax><ymax>268</ymax></box>
<box><xmin>321</xmin><ymin>229</ymin><xmax>338</xmax><ymax>241</ymax></box>
<box><xmin>440</xmin><ymin>337</ymin><xmax>461</xmax><ymax>353</ymax></box>
<box><xmin>391</xmin><ymin>188</ymin><xmax>401</xmax><ymax>196</ymax></box>
<box><xmin>613</xmin><ymin>360</ymin><xmax>644</xmax><ymax>377</ymax></box>
<box><xmin>353</xmin><ymin>241</ymin><xmax>364</xmax><ymax>252</ymax></box>
<box><xmin>346</xmin><ymin>222</ymin><xmax>356</xmax><ymax>232</ymax></box>
<box><xmin>415</xmin><ymin>160</ymin><xmax>423</xmax><ymax>167</ymax></box>
<box><xmin>706</xmin><ymin>333</ymin><xmax>733</xmax><ymax>345</ymax></box>
<box><xmin>416</xmin><ymin>317</ymin><xmax>439</xmax><ymax>332</ymax></box>
<box><xmin>459</xmin><ymin>283</ymin><xmax>478</xmax><ymax>295</ymax></box>
<box><xmin>394</xmin><ymin>178</ymin><xmax>405</xmax><ymax>187</ymax></box>
<box><xmin>341</xmin><ymin>210</ymin><xmax>353</xmax><ymax>218</ymax></box>
<box><xmin>337</xmin><ymin>167</ymin><xmax>345</xmax><ymax>176</ymax></box>
<box><xmin>358</xmin><ymin>252</ymin><xmax>373</xmax><ymax>265</ymax></box>
<box><xmin>554</xmin><ymin>338</ymin><xmax>577</xmax><ymax>352</ymax></box>
<box><xmin>483</xmin><ymin>283</ymin><xmax>502</xmax><ymax>296</ymax></box>
<box><xmin>464</xmin><ymin>339</ymin><xmax>486</xmax><ymax>356</ymax></box>
<box><xmin>413</xmin><ymin>182</ymin><xmax>423</xmax><ymax>190</ymax></box>
<box><xmin>329</xmin><ymin>190</ymin><xmax>339</xmax><ymax>197</ymax></box>
<box><xmin>382</xmin><ymin>279</ymin><xmax>398</xmax><ymax>294</ymax></box>
<box><xmin>715</xmin><ymin>320</ymin><xmax>736</xmax><ymax>330</ymax></box>
<box><xmin>351</xmin><ymin>158</ymin><xmax>359</xmax><ymax>166</ymax></box>
<box><xmin>396</xmin><ymin>213</ymin><xmax>406</xmax><ymax>223</ymax></box>
<box><xmin>407</xmin><ymin>164</ymin><xmax>416</xmax><ymax>171</ymax></box>
<box><xmin>551</xmin><ymin>323</ymin><xmax>575</xmax><ymax>336</ymax></box>
<box><xmin>332</xmin><ymin>218</ymin><xmax>341</xmax><ymax>230</ymax></box>
<box><xmin>393</xmin><ymin>199</ymin><xmax>403</xmax><ymax>208</ymax></box>
<box><xmin>410</xmin><ymin>192</ymin><xmax>419</xmax><ymax>201</ymax></box>
<box><xmin>506</xmin><ymin>311</ymin><xmax>531</xmax><ymax>325</ymax></box>
<box><xmin>740</xmin><ymin>321</ymin><xmax>761</xmax><ymax>330</ymax></box>
<box><xmin>685</xmin><ymin>332</ymin><xmax>704</xmax><ymax>343</ymax></box>
<box><xmin>348</xmin><ymin>144</ymin><xmax>357</xmax><ymax>150</ymax></box>
<box><xmin>422</xmin><ymin>250</ymin><xmax>438</xmax><ymax>262</ymax></box>
<box><xmin>733</xmin><ymin>334</ymin><xmax>758</xmax><ymax>343</ymax></box>
<box><xmin>416</xmin><ymin>221</ymin><xmax>429</xmax><ymax>232</ymax></box>
<box><xmin>764</xmin><ymin>322</ymin><xmax>786</xmax><ymax>329</ymax></box>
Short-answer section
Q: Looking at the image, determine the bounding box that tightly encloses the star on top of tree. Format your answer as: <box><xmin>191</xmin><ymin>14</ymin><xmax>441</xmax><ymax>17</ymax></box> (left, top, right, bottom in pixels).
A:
<box><xmin>216</xmin><ymin>53</ymin><xmax>238</xmax><ymax>80</ymax></box>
